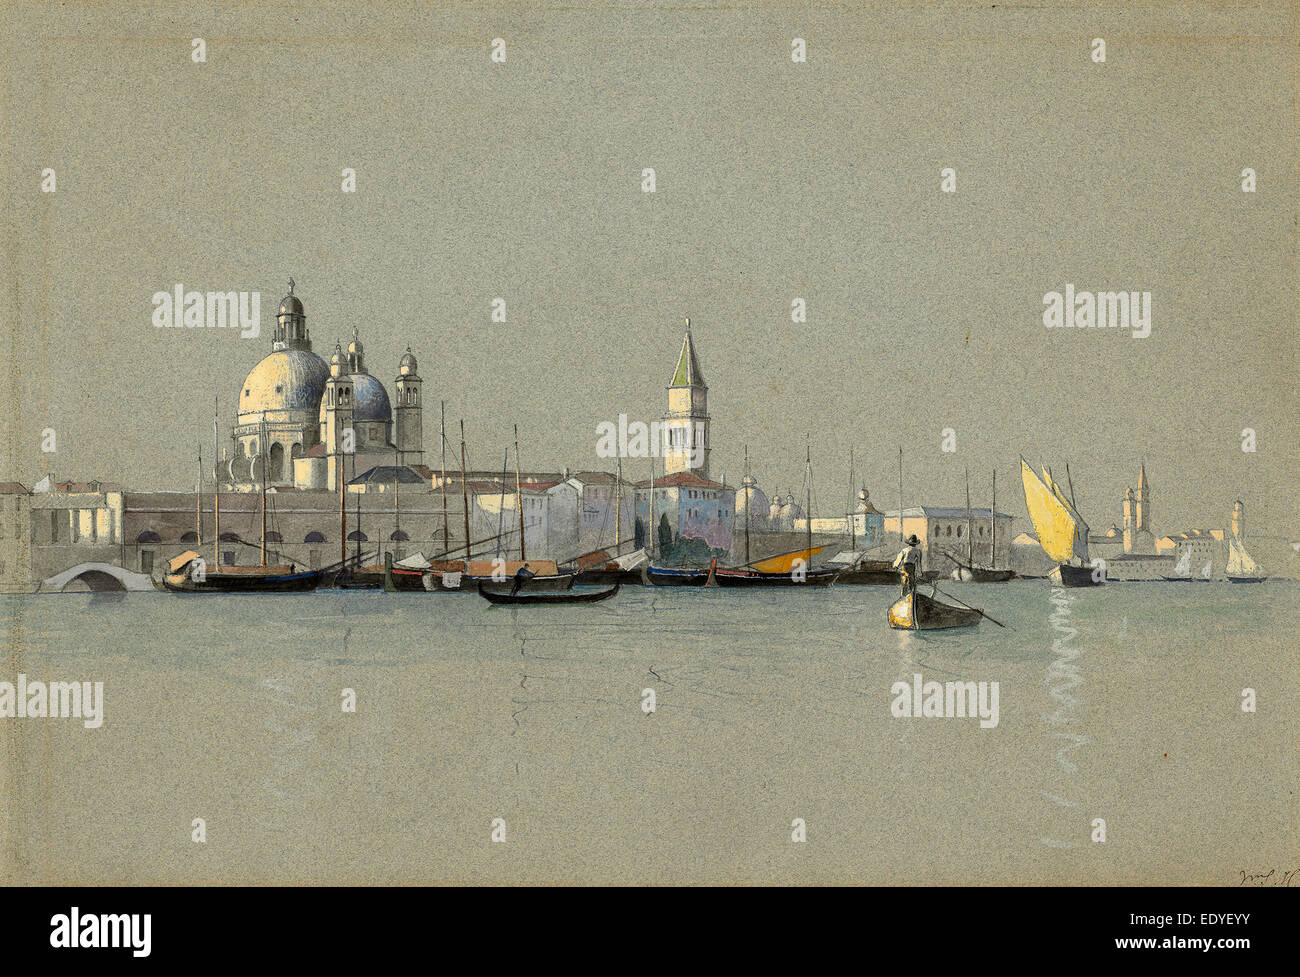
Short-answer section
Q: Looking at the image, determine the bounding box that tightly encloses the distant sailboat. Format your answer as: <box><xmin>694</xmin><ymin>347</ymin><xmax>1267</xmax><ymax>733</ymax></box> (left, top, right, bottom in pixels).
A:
<box><xmin>949</xmin><ymin>468</ymin><xmax>1016</xmax><ymax>582</ymax></box>
<box><xmin>1020</xmin><ymin>457</ymin><xmax>1101</xmax><ymax>588</ymax></box>
<box><xmin>1226</xmin><ymin>536</ymin><xmax>1266</xmax><ymax>583</ymax></box>
<box><xmin>1162</xmin><ymin>548</ymin><xmax>1193</xmax><ymax>582</ymax></box>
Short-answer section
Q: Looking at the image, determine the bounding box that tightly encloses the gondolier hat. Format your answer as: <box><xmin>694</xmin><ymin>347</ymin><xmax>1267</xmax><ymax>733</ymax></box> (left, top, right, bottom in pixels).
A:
<box><xmin>906</xmin><ymin>535</ymin><xmax>919</xmax><ymax>545</ymax></box>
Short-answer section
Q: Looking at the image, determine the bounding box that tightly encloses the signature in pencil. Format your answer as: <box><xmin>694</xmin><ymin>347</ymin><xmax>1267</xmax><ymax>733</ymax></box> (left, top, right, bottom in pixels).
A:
<box><xmin>1237</xmin><ymin>866</ymin><xmax>1300</xmax><ymax>886</ymax></box>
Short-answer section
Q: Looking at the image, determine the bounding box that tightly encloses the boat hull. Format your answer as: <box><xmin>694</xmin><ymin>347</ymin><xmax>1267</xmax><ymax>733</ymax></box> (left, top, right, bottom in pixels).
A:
<box><xmin>477</xmin><ymin>582</ymin><xmax>619</xmax><ymax>605</ymax></box>
<box><xmin>1049</xmin><ymin>564</ymin><xmax>1103</xmax><ymax>588</ymax></box>
<box><xmin>950</xmin><ymin>565</ymin><xmax>1017</xmax><ymax>583</ymax></box>
<box><xmin>426</xmin><ymin>570</ymin><xmax>577</xmax><ymax>592</ymax></box>
<box><xmin>645</xmin><ymin>566</ymin><xmax>712</xmax><ymax>587</ymax></box>
<box><xmin>887</xmin><ymin>592</ymin><xmax>983</xmax><ymax>630</ymax></box>
<box><xmin>163</xmin><ymin>568</ymin><xmax>324</xmax><ymax>593</ymax></box>
<box><xmin>713</xmin><ymin>567</ymin><xmax>839</xmax><ymax>587</ymax></box>
<box><xmin>1226</xmin><ymin>575</ymin><xmax>1267</xmax><ymax>583</ymax></box>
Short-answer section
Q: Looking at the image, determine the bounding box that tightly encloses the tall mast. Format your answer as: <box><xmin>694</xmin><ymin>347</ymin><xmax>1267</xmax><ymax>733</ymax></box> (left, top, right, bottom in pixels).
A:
<box><xmin>965</xmin><ymin>466</ymin><xmax>973</xmax><ymax>566</ymax></box>
<box><xmin>354</xmin><ymin>453</ymin><xmax>361</xmax><ymax>565</ymax></box>
<box><xmin>649</xmin><ymin>453</ymin><xmax>656</xmax><ymax>560</ymax></box>
<box><xmin>440</xmin><ymin>400</ymin><xmax>449</xmax><ymax>551</ymax></box>
<box><xmin>614</xmin><ymin>458</ymin><xmax>622</xmax><ymax>556</ymax></box>
<box><xmin>196</xmin><ymin>446</ymin><xmax>202</xmax><ymax>546</ymax></box>
<box><xmin>743</xmin><ymin>444</ymin><xmax>751</xmax><ymax>566</ymax></box>
<box><xmin>897</xmin><ymin>447</ymin><xmax>904</xmax><ymax>546</ymax></box>
<box><xmin>393</xmin><ymin>445</ymin><xmax>400</xmax><ymax>559</ymax></box>
<box><xmin>804</xmin><ymin>437</ymin><xmax>812</xmax><ymax>562</ymax></box>
<box><xmin>514</xmin><ymin>424</ymin><xmax>526</xmax><ymax>562</ymax></box>
<box><xmin>848</xmin><ymin>447</ymin><xmax>856</xmax><ymax>553</ymax></box>
<box><xmin>339</xmin><ymin>441</ymin><xmax>347</xmax><ymax>567</ymax></box>
<box><xmin>460</xmin><ymin>420</ymin><xmax>471</xmax><ymax>562</ymax></box>
<box><xmin>990</xmin><ymin>470</ymin><xmax>997</xmax><ymax>568</ymax></box>
<box><xmin>213</xmin><ymin>399</ymin><xmax>220</xmax><ymax>569</ymax></box>
<box><xmin>1065</xmin><ymin>462</ymin><xmax>1078</xmax><ymax>512</ymax></box>
<box><xmin>260</xmin><ymin>419</ymin><xmax>268</xmax><ymax>567</ymax></box>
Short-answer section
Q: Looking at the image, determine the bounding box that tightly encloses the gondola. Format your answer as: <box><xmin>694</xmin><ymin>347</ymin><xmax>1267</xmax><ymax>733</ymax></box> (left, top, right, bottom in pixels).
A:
<box><xmin>949</xmin><ymin>562</ymin><xmax>1017</xmax><ymax>583</ymax></box>
<box><xmin>712</xmin><ymin>566</ymin><xmax>840</xmax><ymax>587</ymax></box>
<box><xmin>477</xmin><ymin>582</ymin><xmax>620</xmax><ymax>605</ymax></box>
<box><xmin>887</xmin><ymin>590</ymin><xmax>984</xmax><ymax>630</ymax></box>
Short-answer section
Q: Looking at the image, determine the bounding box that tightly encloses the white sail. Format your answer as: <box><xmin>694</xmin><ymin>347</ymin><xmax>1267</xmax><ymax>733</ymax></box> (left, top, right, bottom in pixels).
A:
<box><xmin>1173</xmin><ymin>549</ymin><xmax>1191</xmax><ymax>577</ymax></box>
<box><xmin>1227</xmin><ymin>537</ymin><xmax>1261</xmax><ymax>576</ymax></box>
<box><xmin>1200</xmin><ymin>561</ymin><xmax>1213</xmax><ymax>581</ymax></box>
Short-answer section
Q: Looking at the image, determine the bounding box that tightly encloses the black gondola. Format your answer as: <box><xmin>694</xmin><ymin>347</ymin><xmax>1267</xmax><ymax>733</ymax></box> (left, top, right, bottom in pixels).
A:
<box><xmin>477</xmin><ymin>582</ymin><xmax>620</xmax><ymax>605</ymax></box>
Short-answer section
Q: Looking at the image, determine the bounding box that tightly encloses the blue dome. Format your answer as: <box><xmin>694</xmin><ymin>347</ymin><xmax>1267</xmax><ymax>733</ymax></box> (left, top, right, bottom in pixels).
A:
<box><xmin>351</xmin><ymin>374</ymin><xmax>391</xmax><ymax>422</ymax></box>
<box><xmin>239</xmin><ymin>349</ymin><xmax>330</xmax><ymax>416</ymax></box>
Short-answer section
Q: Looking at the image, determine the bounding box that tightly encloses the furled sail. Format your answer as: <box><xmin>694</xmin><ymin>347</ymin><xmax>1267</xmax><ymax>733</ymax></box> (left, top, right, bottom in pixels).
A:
<box><xmin>1021</xmin><ymin>458</ymin><xmax>1088</xmax><ymax>564</ymax></box>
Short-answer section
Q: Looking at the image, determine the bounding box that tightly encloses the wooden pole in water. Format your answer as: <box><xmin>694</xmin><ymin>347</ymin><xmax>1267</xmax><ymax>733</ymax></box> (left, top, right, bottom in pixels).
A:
<box><xmin>615</xmin><ymin>458</ymin><xmax>622</xmax><ymax>556</ymax></box>
<box><xmin>260</xmin><ymin>419</ymin><xmax>268</xmax><ymax>567</ymax></box>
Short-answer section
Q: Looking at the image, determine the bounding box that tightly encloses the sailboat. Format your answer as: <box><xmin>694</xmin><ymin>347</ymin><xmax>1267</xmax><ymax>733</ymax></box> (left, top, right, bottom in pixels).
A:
<box><xmin>714</xmin><ymin>439</ymin><xmax>839</xmax><ymax>586</ymax></box>
<box><xmin>1020</xmin><ymin>457</ymin><xmax>1101</xmax><ymax>587</ymax></box>
<box><xmin>949</xmin><ymin>469</ymin><xmax>1016</xmax><ymax>582</ymax></box>
<box><xmin>1225</xmin><ymin>535</ymin><xmax>1266</xmax><ymax>583</ymax></box>
<box><xmin>1161</xmin><ymin>548</ymin><xmax>1193</xmax><ymax>582</ymax></box>
<box><xmin>165</xmin><ymin>418</ymin><xmax>323</xmax><ymax>593</ymax></box>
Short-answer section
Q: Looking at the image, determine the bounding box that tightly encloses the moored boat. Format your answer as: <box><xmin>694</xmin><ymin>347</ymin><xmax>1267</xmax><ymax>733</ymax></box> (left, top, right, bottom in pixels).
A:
<box><xmin>163</xmin><ymin>552</ymin><xmax>323</xmax><ymax>593</ymax></box>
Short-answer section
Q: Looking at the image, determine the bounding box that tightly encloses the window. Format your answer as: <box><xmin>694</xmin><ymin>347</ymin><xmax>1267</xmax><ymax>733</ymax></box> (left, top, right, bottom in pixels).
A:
<box><xmin>956</xmin><ymin>526</ymin><xmax>962</xmax><ymax>537</ymax></box>
<box><xmin>946</xmin><ymin>526</ymin><xmax>952</xmax><ymax>536</ymax></box>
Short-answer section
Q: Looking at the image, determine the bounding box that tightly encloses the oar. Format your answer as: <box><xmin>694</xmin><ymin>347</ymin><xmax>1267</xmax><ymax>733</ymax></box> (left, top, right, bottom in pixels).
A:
<box><xmin>932</xmin><ymin>585</ymin><xmax>1010</xmax><ymax>629</ymax></box>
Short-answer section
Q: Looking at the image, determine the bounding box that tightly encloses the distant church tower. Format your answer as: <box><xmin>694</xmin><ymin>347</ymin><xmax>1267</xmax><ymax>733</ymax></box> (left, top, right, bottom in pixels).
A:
<box><xmin>1135</xmin><ymin>463</ymin><xmax>1150</xmax><ymax>532</ymax></box>
<box><xmin>321</xmin><ymin>342</ymin><xmax>354</xmax><ymax>491</ymax></box>
<box><xmin>663</xmin><ymin>320</ymin><xmax>710</xmax><ymax>478</ymax></box>
<box><xmin>394</xmin><ymin>348</ymin><xmax>423</xmax><ymax>465</ymax></box>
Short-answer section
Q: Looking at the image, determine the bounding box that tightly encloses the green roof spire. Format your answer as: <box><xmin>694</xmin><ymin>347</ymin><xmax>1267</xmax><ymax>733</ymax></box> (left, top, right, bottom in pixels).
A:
<box><xmin>670</xmin><ymin>318</ymin><xmax>705</xmax><ymax>387</ymax></box>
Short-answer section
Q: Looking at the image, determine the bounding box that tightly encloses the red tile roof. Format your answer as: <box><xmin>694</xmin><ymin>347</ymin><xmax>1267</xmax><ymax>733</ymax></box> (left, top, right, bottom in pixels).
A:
<box><xmin>634</xmin><ymin>471</ymin><xmax>731</xmax><ymax>490</ymax></box>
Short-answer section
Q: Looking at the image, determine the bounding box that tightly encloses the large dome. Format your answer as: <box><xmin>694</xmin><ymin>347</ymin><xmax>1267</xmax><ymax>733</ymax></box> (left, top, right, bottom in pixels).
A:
<box><xmin>735</xmin><ymin>476</ymin><xmax>769</xmax><ymax>523</ymax></box>
<box><xmin>351</xmin><ymin>373</ymin><xmax>392</xmax><ymax>422</ymax></box>
<box><xmin>239</xmin><ymin>348</ymin><xmax>330</xmax><ymax>416</ymax></box>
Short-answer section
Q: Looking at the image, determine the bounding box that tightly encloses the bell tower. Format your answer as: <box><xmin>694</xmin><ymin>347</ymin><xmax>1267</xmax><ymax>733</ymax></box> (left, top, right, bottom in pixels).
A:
<box><xmin>394</xmin><ymin>348</ymin><xmax>423</xmax><ymax>465</ymax></box>
<box><xmin>321</xmin><ymin>342</ymin><xmax>355</xmax><ymax>490</ymax></box>
<box><xmin>663</xmin><ymin>319</ymin><xmax>710</xmax><ymax>478</ymax></box>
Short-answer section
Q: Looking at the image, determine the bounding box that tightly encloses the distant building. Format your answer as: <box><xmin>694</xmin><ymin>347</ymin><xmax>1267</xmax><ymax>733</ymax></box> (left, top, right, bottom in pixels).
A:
<box><xmin>634</xmin><ymin>470</ymin><xmax>735</xmax><ymax>552</ymax></box>
<box><xmin>225</xmin><ymin>283</ymin><xmax>425</xmax><ymax>492</ymax></box>
<box><xmin>880</xmin><ymin>506</ymin><xmax>1014</xmax><ymax>563</ymax></box>
<box><xmin>1121</xmin><ymin>464</ymin><xmax>1156</xmax><ymax>554</ymax></box>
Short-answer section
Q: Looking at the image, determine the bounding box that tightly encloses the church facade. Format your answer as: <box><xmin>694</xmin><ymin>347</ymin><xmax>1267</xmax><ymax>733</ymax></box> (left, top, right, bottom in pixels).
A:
<box><xmin>223</xmin><ymin>282</ymin><xmax>424</xmax><ymax>491</ymax></box>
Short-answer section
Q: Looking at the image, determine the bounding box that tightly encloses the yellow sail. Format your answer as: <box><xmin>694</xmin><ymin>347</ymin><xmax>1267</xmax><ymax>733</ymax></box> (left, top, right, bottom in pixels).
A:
<box><xmin>751</xmin><ymin>546</ymin><xmax>826</xmax><ymax>573</ymax></box>
<box><xmin>1021</xmin><ymin>458</ymin><xmax>1083</xmax><ymax>564</ymax></box>
<box><xmin>1041</xmin><ymin>464</ymin><xmax>1090</xmax><ymax>562</ymax></box>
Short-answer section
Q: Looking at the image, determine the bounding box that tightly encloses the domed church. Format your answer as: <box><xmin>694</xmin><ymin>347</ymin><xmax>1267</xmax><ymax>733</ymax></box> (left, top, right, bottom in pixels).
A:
<box><xmin>225</xmin><ymin>281</ymin><xmax>424</xmax><ymax>491</ymax></box>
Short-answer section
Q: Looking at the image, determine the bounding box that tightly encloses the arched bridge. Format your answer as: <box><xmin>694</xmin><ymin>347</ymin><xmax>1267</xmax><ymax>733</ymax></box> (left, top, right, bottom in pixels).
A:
<box><xmin>40</xmin><ymin>563</ymin><xmax>157</xmax><ymax>593</ymax></box>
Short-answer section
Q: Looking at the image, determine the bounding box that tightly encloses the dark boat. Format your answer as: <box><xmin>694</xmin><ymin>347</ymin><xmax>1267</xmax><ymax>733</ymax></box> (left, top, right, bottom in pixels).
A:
<box><xmin>713</xmin><ymin>566</ymin><xmax>840</xmax><ymax>587</ymax></box>
<box><xmin>887</xmin><ymin>591</ymin><xmax>983</xmax><ymax>630</ymax></box>
<box><xmin>950</xmin><ymin>563</ymin><xmax>1018</xmax><ymax>583</ymax></box>
<box><xmin>1050</xmin><ymin>563</ymin><xmax>1103</xmax><ymax>588</ymax></box>
<box><xmin>645</xmin><ymin>564</ymin><xmax>714</xmax><ymax>587</ymax></box>
<box><xmin>426</xmin><ymin>562</ymin><xmax>578</xmax><ymax>592</ymax></box>
<box><xmin>163</xmin><ymin>558</ymin><xmax>323</xmax><ymax>593</ymax></box>
<box><xmin>477</xmin><ymin>582</ymin><xmax>620</xmax><ymax>605</ymax></box>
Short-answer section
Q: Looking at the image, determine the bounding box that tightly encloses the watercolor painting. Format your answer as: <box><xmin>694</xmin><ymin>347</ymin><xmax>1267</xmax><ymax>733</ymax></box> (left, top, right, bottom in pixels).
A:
<box><xmin>1</xmin><ymin>1</ymin><xmax>1295</xmax><ymax>890</ymax></box>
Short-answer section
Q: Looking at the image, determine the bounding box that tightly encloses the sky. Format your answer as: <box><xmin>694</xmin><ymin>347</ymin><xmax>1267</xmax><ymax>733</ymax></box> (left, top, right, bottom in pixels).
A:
<box><xmin>2</xmin><ymin>1</ymin><xmax>1295</xmax><ymax>539</ymax></box>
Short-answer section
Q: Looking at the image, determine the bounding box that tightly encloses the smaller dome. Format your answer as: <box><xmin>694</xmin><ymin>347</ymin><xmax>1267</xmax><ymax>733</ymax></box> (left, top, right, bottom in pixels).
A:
<box><xmin>351</xmin><ymin>374</ymin><xmax>391</xmax><ymax>422</ymax></box>
<box><xmin>399</xmin><ymin>347</ymin><xmax>418</xmax><ymax>376</ymax></box>
<box><xmin>279</xmin><ymin>280</ymin><xmax>303</xmax><ymax>317</ymax></box>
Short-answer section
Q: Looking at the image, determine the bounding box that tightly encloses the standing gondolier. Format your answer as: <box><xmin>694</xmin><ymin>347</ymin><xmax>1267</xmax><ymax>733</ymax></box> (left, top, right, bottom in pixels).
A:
<box><xmin>892</xmin><ymin>534</ymin><xmax>923</xmax><ymax>597</ymax></box>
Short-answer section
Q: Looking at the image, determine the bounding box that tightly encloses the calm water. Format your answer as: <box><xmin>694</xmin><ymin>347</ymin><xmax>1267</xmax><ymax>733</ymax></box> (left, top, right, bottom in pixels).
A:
<box><xmin>1</xmin><ymin>581</ymin><xmax>1295</xmax><ymax>884</ymax></box>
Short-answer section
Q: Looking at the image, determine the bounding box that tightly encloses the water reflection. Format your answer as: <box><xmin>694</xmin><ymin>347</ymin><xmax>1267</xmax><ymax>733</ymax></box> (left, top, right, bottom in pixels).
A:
<box><xmin>1040</xmin><ymin>587</ymin><xmax>1091</xmax><ymax>848</ymax></box>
